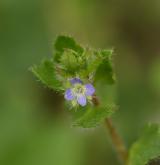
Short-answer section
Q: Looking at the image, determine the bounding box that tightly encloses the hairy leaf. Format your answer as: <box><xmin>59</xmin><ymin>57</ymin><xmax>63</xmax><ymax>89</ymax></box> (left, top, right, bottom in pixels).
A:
<box><xmin>98</xmin><ymin>49</ymin><xmax>113</xmax><ymax>59</ymax></box>
<box><xmin>60</xmin><ymin>49</ymin><xmax>80</xmax><ymax>75</ymax></box>
<box><xmin>95</xmin><ymin>49</ymin><xmax>115</xmax><ymax>84</ymax></box>
<box><xmin>72</xmin><ymin>105</ymin><xmax>116</xmax><ymax>128</ymax></box>
<box><xmin>54</xmin><ymin>35</ymin><xmax>83</xmax><ymax>54</ymax></box>
<box><xmin>31</xmin><ymin>59</ymin><xmax>62</xmax><ymax>91</ymax></box>
<box><xmin>129</xmin><ymin>124</ymin><xmax>160</xmax><ymax>165</ymax></box>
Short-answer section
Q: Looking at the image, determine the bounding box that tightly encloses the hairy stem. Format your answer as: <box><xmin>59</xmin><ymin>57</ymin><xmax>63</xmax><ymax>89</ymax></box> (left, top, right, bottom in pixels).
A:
<box><xmin>92</xmin><ymin>95</ymin><xmax>128</xmax><ymax>164</ymax></box>
<box><xmin>105</xmin><ymin>118</ymin><xmax>128</xmax><ymax>164</ymax></box>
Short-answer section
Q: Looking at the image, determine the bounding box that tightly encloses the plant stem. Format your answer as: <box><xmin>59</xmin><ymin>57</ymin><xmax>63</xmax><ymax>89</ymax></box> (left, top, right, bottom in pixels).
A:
<box><xmin>92</xmin><ymin>95</ymin><xmax>128</xmax><ymax>164</ymax></box>
<box><xmin>105</xmin><ymin>118</ymin><xmax>128</xmax><ymax>164</ymax></box>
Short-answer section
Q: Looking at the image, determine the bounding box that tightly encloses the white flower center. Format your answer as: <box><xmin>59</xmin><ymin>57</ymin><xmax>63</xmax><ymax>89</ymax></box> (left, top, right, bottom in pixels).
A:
<box><xmin>72</xmin><ymin>84</ymin><xmax>86</xmax><ymax>95</ymax></box>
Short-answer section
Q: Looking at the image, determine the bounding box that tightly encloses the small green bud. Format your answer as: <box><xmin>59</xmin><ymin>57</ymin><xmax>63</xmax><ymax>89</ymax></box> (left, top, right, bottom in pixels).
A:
<box><xmin>60</xmin><ymin>49</ymin><xmax>79</xmax><ymax>73</ymax></box>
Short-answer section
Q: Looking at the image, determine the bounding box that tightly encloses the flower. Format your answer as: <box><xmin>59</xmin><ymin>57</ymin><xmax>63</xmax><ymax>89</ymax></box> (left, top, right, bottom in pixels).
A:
<box><xmin>64</xmin><ymin>78</ymin><xmax>95</xmax><ymax>107</ymax></box>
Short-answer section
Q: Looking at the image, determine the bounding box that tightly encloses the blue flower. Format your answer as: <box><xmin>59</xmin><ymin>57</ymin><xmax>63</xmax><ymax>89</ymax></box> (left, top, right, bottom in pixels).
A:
<box><xmin>64</xmin><ymin>78</ymin><xmax>95</xmax><ymax>107</ymax></box>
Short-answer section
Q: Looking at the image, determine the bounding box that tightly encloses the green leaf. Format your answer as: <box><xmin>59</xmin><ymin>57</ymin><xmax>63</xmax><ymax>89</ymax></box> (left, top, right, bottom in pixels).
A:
<box><xmin>31</xmin><ymin>59</ymin><xmax>62</xmax><ymax>91</ymax></box>
<box><xmin>86</xmin><ymin>51</ymin><xmax>102</xmax><ymax>74</ymax></box>
<box><xmin>54</xmin><ymin>35</ymin><xmax>84</xmax><ymax>54</ymax></box>
<box><xmin>95</xmin><ymin>83</ymin><xmax>117</xmax><ymax>108</ymax></box>
<box><xmin>95</xmin><ymin>49</ymin><xmax>115</xmax><ymax>84</ymax></box>
<box><xmin>95</xmin><ymin>60</ymin><xmax>115</xmax><ymax>84</ymax></box>
<box><xmin>60</xmin><ymin>49</ymin><xmax>80</xmax><ymax>74</ymax></box>
<box><xmin>72</xmin><ymin>105</ymin><xmax>116</xmax><ymax>128</ymax></box>
<box><xmin>98</xmin><ymin>49</ymin><xmax>113</xmax><ymax>59</ymax></box>
<box><xmin>128</xmin><ymin>124</ymin><xmax>160</xmax><ymax>165</ymax></box>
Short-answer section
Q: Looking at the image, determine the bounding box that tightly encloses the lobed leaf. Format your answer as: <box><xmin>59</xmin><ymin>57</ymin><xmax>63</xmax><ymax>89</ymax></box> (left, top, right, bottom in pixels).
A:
<box><xmin>31</xmin><ymin>59</ymin><xmax>62</xmax><ymax>91</ymax></box>
<box><xmin>98</xmin><ymin>49</ymin><xmax>113</xmax><ymax>59</ymax></box>
<box><xmin>72</xmin><ymin>105</ymin><xmax>116</xmax><ymax>128</ymax></box>
<box><xmin>54</xmin><ymin>35</ymin><xmax>83</xmax><ymax>55</ymax></box>
<box><xmin>94</xmin><ymin>49</ymin><xmax>115</xmax><ymax>84</ymax></box>
<box><xmin>128</xmin><ymin>124</ymin><xmax>160</xmax><ymax>165</ymax></box>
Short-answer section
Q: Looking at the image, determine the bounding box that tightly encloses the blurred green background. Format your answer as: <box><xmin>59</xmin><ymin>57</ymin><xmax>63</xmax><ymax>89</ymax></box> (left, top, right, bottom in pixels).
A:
<box><xmin>1</xmin><ymin>0</ymin><xmax>160</xmax><ymax>164</ymax></box>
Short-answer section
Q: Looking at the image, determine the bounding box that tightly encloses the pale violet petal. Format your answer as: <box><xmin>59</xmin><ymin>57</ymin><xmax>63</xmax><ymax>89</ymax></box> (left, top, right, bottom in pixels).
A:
<box><xmin>85</xmin><ymin>84</ymin><xmax>95</xmax><ymax>96</ymax></box>
<box><xmin>64</xmin><ymin>89</ymin><xmax>74</xmax><ymax>100</ymax></box>
<box><xmin>70</xmin><ymin>78</ymin><xmax>83</xmax><ymax>85</ymax></box>
<box><xmin>77</xmin><ymin>95</ymin><xmax>87</xmax><ymax>106</ymax></box>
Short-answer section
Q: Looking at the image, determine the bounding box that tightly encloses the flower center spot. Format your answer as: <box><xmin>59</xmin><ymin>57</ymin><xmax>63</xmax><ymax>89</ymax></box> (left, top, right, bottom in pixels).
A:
<box><xmin>73</xmin><ymin>84</ymin><xmax>85</xmax><ymax>95</ymax></box>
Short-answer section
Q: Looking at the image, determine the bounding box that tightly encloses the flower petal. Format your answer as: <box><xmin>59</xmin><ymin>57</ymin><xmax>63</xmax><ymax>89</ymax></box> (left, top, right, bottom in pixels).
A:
<box><xmin>64</xmin><ymin>89</ymin><xmax>74</xmax><ymax>100</ymax></box>
<box><xmin>70</xmin><ymin>78</ymin><xmax>82</xmax><ymax>85</ymax></box>
<box><xmin>85</xmin><ymin>84</ymin><xmax>95</xmax><ymax>96</ymax></box>
<box><xmin>77</xmin><ymin>95</ymin><xmax>87</xmax><ymax>106</ymax></box>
